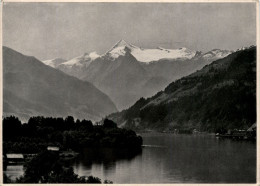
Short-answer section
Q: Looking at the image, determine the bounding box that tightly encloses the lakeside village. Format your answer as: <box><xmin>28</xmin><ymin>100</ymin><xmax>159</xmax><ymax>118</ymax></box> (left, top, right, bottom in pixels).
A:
<box><xmin>4</xmin><ymin>146</ymin><xmax>78</xmax><ymax>168</ymax></box>
<box><xmin>138</xmin><ymin>122</ymin><xmax>256</xmax><ymax>140</ymax></box>
<box><xmin>164</xmin><ymin>123</ymin><xmax>256</xmax><ymax>140</ymax></box>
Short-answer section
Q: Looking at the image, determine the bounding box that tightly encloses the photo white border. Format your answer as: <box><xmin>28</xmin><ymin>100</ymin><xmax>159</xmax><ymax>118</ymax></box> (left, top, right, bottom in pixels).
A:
<box><xmin>0</xmin><ymin>0</ymin><xmax>258</xmax><ymax>186</ymax></box>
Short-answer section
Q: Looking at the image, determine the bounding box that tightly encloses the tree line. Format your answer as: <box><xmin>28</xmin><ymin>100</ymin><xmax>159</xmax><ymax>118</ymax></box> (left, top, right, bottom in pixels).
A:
<box><xmin>3</xmin><ymin>115</ymin><xmax>143</xmax><ymax>183</ymax></box>
<box><xmin>3</xmin><ymin>116</ymin><xmax>143</xmax><ymax>154</ymax></box>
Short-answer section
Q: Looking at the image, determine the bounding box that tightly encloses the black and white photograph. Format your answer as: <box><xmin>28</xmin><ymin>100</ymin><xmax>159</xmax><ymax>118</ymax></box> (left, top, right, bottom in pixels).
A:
<box><xmin>2</xmin><ymin>1</ymin><xmax>258</xmax><ymax>184</ymax></box>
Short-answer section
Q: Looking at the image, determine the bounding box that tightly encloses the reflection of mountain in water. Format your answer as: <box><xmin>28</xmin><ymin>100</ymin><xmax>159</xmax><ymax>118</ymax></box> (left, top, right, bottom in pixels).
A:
<box><xmin>73</xmin><ymin>148</ymin><xmax>142</xmax><ymax>173</ymax></box>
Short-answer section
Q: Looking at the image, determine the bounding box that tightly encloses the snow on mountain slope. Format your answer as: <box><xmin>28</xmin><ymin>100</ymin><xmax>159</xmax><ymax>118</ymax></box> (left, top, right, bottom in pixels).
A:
<box><xmin>201</xmin><ymin>46</ymin><xmax>255</xmax><ymax>61</ymax></box>
<box><xmin>103</xmin><ymin>39</ymin><xmax>199</xmax><ymax>63</ymax></box>
<box><xmin>104</xmin><ymin>39</ymin><xmax>139</xmax><ymax>59</ymax></box>
<box><xmin>59</xmin><ymin>52</ymin><xmax>99</xmax><ymax>68</ymax></box>
<box><xmin>131</xmin><ymin>47</ymin><xmax>197</xmax><ymax>62</ymax></box>
<box><xmin>56</xmin><ymin>52</ymin><xmax>100</xmax><ymax>79</ymax></box>
<box><xmin>103</xmin><ymin>39</ymin><xmax>240</xmax><ymax>64</ymax></box>
<box><xmin>235</xmin><ymin>45</ymin><xmax>255</xmax><ymax>52</ymax></box>
<box><xmin>42</xmin><ymin>58</ymin><xmax>67</xmax><ymax>68</ymax></box>
<box><xmin>202</xmin><ymin>49</ymin><xmax>232</xmax><ymax>60</ymax></box>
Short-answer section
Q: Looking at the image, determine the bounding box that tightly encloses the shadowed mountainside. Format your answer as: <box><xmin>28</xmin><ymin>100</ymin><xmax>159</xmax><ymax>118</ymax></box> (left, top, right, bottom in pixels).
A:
<box><xmin>3</xmin><ymin>46</ymin><xmax>117</xmax><ymax>121</ymax></box>
<box><xmin>44</xmin><ymin>40</ymin><xmax>232</xmax><ymax>110</ymax></box>
<box><xmin>108</xmin><ymin>46</ymin><xmax>256</xmax><ymax>132</ymax></box>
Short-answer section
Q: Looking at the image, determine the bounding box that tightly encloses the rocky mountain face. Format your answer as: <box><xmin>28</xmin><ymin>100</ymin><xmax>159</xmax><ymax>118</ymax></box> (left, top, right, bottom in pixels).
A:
<box><xmin>3</xmin><ymin>46</ymin><xmax>117</xmax><ymax>122</ymax></box>
<box><xmin>108</xmin><ymin>46</ymin><xmax>256</xmax><ymax>132</ymax></box>
<box><xmin>43</xmin><ymin>39</ymin><xmax>233</xmax><ymax>110</ymax></box>
<box><xmin>83</xmin><ymin>49</ymin><xmax>150</xmax><ymax>110</ymax></box>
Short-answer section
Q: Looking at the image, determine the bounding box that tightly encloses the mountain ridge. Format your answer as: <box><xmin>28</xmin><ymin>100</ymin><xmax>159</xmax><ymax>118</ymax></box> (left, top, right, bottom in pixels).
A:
<box><xmin>41</xmin><ymin>40</ymin><xmax>252</xmax><ymax>110</ymax></box>
<box><xmin>3</xmin><ymin>46</ymin><xmax>117</xmax><ymax>122</ymax></box>
<box><xmin>43</xmin><ymin>39</ymin><xmax>235</xmax><ymax>67</ymax></box>
<box><xmin>108</xmin><ymin>46</ymin><xmax>256</xmax><ymax>132</ymax></box>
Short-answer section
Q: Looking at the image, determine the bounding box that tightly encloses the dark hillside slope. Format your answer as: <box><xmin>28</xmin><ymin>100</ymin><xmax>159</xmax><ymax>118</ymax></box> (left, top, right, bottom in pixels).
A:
<box><xmin>109</xmin><ymin>47</ymin><xmax>256</xmax><ymax>132</ymax></box>
<box><xmin>3</xmin><ymin>46</ymin><xmax>117</xmax><ymax>121</ymax></box>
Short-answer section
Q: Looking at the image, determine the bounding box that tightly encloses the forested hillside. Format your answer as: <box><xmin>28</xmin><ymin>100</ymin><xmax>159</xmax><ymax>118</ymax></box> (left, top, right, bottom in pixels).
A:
<box><xmin>109</xmin><ymin>47</ymin><xmax>256</xmax><ymax>132</ymax></box>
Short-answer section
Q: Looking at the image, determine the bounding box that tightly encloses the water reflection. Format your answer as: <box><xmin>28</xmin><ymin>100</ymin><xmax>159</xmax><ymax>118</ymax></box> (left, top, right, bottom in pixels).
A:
<box><xmin>73</xmin><ymin>147</ymin><xmax>142</xmax><ymax>181</ymax></box>
<box><xmin>73</xmin><ymin>134</ymin><xmax>256</xmax><ymax>183</ymax></box>
<box><xmin>3</xmin><ymin>165</ymin><xmax>24</xmax><ymax>180</ymax></box>
<box><xmin>76</xmin><ymin>148</ymin><xmax>142</xmax><ymax>165</ymax></box>
<box><xmin>5</xmin><ymin>134</ymin><xmax>254</xmax><ymax>183</ymax></box>
<box><xmin>140</xmin><ymin>134</ymin><xmax>256</xmax><ymax>183</ymax></box>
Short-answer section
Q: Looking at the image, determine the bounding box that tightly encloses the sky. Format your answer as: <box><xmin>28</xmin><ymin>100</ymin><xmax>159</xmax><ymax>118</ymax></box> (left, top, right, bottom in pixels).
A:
<box><xmin>3</xmin><ymin>2</ymin><xmax>256</xmax><ymax>61</ymax></box>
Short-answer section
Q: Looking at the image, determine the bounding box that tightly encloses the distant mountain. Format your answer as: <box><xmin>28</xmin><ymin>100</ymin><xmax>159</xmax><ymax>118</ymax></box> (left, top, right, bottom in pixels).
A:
<box><xmin>43</xmin><ymin>39</ymin><xmax>233</xmax><ymax>110</ymax></box>
<box><xmin>42</xmin><ymin>58</ymin><xmax>67</xmax><ymax>68</ymax></box>
<box><xmin>141</xmin><ymin>48</ymin><xmax>232</xmax><ymax>81</ymax></box>
<box><xmin>83</xmin><ymin>40</ymin><xmax>234</xmax><ymax>110</ymax></box>
<box><xmin>142</xmin><ymin>76</ymin><xmax>169</xmax><ymax>96</ymax></box>
<box><xmin>57</xmin><ymin>52</ymin><xmax>100</xmax><ymax>79</ymax></box>
<box><xmin>3</xmin><ymin>46</ymin><xmax>117</xmax><ymax>122</ymax></box>
<box><xmin>108</xmin><ymin>46</ymin><xmax>256</xmax><ymax>132</ymax></box>
<box><xmin>83</xmin><ymin>49</ymin><xmax>150</xmax><ymax>110</ymax></box>
<box><xmin>102</xmin><ymin>39</ymin><xmax>199</xmax><ymax>62</ymax></box>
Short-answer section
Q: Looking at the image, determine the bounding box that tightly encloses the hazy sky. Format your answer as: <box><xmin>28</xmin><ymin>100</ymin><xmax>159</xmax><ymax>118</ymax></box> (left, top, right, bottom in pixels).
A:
<box><xmin>3</xmin><ymin>2</ymin><xmax>256</xmax><ymax>61</ymax></box>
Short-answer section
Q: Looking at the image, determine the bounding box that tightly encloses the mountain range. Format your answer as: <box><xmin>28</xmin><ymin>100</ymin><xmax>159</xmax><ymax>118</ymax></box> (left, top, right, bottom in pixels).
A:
<box><xmin>3</xmin><ymin>46</ymin><xmax>117</xmax><ymax>122</ymax></box>
<box><xmin>43</xmin><ymin>39</ymin><xmax>233</xmax><ymax>110</ymax></box>
<box><xmin>108</xmin><ymin>46</ymin><xmax>256</xmax><ymax>132</ymax></box>
<box><xmin>4</xmin><ymin>42</ymin><xmax>255</xmax><ymax>130</ymax></box>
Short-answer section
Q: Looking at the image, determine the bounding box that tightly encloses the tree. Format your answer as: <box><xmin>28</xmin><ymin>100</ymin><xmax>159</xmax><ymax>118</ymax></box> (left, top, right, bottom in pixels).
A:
<box><xmin>3</xmin><ymin>116</ymin><xmax>22</xmax><ymax>140</ymax></box>
<box><xmin>16</xmin><ymin>151</ymin><xmax>103</xmax><ymax>183</ymax></box>
<box><xmin>65</xmin><ymin>116</ymin><xmax>75</xmax><ymax>130</ymax></box>
<box><xmin>104</xmin><ymin>179</ymin><xmax>113</xmax><ymax>184</ymax></box>
<box><xmin>80</xmin><ymin>119</ymin><xmax>93</xmax><ymax>131</ymax></box>
<box><xmin>103</xmin><ymin>119</ymin><xmax>117</xmax><ymax>128</ymax></box>
<box><xmin>86</xmin><ymin>176</ymin><xmax>101</xmax><ymax>183</ymax></box>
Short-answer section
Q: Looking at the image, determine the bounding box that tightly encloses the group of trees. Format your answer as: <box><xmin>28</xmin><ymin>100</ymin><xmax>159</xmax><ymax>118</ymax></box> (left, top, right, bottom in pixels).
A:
<box><xmin>3</xmin><ymin>116</ymin><xmax>143</xmax><ymax>183</ymax></box>
<box><xmin>4</xmin><ymin>150</ymin><xmax>111</xmax><ymax>183</ymax></box>
<box><xmin>3</xmin><ymin>116</ymin><xmax>143</xmax><ymax>154</ymax></box>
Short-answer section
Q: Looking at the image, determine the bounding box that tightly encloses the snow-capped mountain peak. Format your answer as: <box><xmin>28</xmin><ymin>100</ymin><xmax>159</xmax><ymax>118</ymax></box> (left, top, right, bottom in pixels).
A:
<box><xmin>202</xmin><ymin>49</ymin><xmax>232</xmax><ymax>60</ymax></box>
<box><xmin>112</xmin><ymin>39</ymin><xmax>129</xmax><ymax>48</ymax></box>
<box><xmin>59</xmin><ymin>52</ymin><xmax>99</xmax><ymax>68</ymax></box>
<box><xmin>103</xmin><ymin>39</ymin><xmax>139</xmax><ymax>59</ymax></box>
<box><xmin>111</xmin><ymin>39</ymin><xmax>139</xmax><ymax>49</ymax></box>
<box><xmin>103</xmin><ymin>39</ymin><xmax>199</xmax><ymax>63</ymax></box>
<box><xmin>42</xmin><ymin>58</ymin><xmax>67</xmax><ymax>68</ymax></box>
<box><xmin>54</xmin><ymin>52</ymin><xmax>100</xmax><ymax>79</ymax></box>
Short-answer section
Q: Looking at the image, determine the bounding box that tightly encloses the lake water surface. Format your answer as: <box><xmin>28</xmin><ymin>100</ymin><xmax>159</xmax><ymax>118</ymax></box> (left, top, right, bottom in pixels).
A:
<box><xmin>73</xmin><ymin>133</ymin><xmax>256</xmax><ymax>183</ymax></box>
<box><xmin>4</xmin><ymin>133</ymin><xmax>256</xmax><ymax>183</ymax></box>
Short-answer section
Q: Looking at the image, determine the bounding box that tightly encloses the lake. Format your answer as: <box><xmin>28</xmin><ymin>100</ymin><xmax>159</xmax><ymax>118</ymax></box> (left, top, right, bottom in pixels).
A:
<box><xmin>72</xmin><ymin>133</ymin><xmax>256</xmax><ymax>183</ymax></box>
<box><xmin>4</xmin><ymin>133</ymin><xmax>256</xmax><ymax>183</ymax></box>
